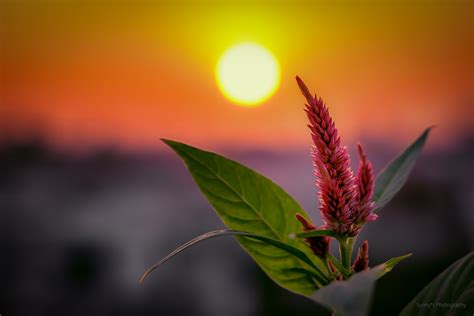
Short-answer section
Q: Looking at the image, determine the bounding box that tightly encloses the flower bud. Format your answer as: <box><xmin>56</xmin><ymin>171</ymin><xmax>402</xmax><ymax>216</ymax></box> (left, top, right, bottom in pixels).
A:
<box><xmin>296</xmin><ymin>213</ymin><xmax>330</xmax><ymax>258</ymax></box>
<box><xmin>352</xmin><ymin>240</ymin><xmax>369</xmax><ymax>272</ymax></box>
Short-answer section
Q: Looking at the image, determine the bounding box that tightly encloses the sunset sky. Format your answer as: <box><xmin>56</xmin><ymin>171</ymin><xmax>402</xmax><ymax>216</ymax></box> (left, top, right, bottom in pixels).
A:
<box><xmin>2</xmin><ymin>1</ymin><xmax>472</xmax><ymax>151</ymax></box>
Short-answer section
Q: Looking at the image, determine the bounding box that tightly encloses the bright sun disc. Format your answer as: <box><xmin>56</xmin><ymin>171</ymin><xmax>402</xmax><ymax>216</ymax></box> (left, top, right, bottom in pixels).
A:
<box><xmin>216</xmin><ymin>43</ymin><xmax>280</xmax><ymax>107</ymax></box>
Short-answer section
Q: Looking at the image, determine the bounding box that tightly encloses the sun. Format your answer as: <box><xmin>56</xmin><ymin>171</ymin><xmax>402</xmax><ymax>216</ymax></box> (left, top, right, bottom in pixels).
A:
<box><xmin>215</xmin><ymin>43</ymin><xmax>280</xmax><ymax>107</ymax></box>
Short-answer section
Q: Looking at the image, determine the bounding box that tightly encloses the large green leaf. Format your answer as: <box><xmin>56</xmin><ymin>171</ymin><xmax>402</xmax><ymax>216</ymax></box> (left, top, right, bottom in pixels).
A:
<box><xmin>310</xmin><ymin>266</ymin><xmax>384</xmax><ymax>316</ymax></box>
<box><xmin>162</xmin><ymin>139</ymin><xmax>328</xmax><ymax>295</ymax></box>
<box><xmin>310</xmin><ymin>255</ymin><xmax>411</xmax><ymax>316</ymax></box>
<box><xmin>374</xmin><ymin>127</ymin><xmax>432</xmax><ymax>212</ymax></box>
<box><xmin>401</xmin><ymin>251</ymin><xmax>474</xmax><ymax>316</ymax></box>
<box><xmin>140</xmin><ymin>229</ymin><xmax>329</xmax><ymax>286</ymax></box>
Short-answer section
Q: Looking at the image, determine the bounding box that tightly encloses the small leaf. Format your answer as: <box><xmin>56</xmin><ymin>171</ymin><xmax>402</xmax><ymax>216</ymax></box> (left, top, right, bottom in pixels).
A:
<box><xmin>162</xmin><ymin>139</ymin><xmax>329</xmax><ymax>295</ymax></box>
<box><xmin>374</xmin><ymin>127</ymin><xmax>432</xmax><ymax>212</ymax></box>
<box><xmin>378</xmin><ymin>253</ymin><xmax>412</xmax><ymax>278</ymax></box>
<box><xmin>291</xmin><ymin>229</ymin><xmax>338</xmax><ymax>239</ymax></box>
<box><xmin>400</xmin><ymin>251</ymin><xmax>474</xmax><ymax>316</ymax></box>
<box><xmin>140</xmin><ymin>229</ymin><xmax>330</xmax><ymax>286</ymax></box>
<box><xmin>310</xmin><ymin>254</ymin><xmax>410</xmax><ymax>316</ymax></box>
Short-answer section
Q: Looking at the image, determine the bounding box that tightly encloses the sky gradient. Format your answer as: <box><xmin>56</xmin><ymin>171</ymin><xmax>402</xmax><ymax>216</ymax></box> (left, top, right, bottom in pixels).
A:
<box><xmin>2</xmin><ymin>1</ymin><xmax>473</xmax><ymax>151</ymax></box>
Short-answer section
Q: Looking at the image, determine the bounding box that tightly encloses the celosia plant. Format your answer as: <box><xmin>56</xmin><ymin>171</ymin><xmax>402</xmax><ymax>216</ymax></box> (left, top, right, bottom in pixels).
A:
<box><xmin>141</xmin><ymin>78</ymin><xmax>474</xmax><ymax>316</ymax></box>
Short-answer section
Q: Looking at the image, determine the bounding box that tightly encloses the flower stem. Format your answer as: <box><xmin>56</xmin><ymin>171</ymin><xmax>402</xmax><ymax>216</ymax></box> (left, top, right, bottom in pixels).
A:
<box><xmin>328</xmin><ymin>254</ymin><xmax>350</xmax><ymax>278</ymax></box>
<box><xmin>338</xmin><ymin>237</ymin><xmax>356</xmax><ymax>278</ymax></box>
<box><xmin>339</xmin><ymin>238</ymin><xmax>349</xmax><ymax>271</ymax></box>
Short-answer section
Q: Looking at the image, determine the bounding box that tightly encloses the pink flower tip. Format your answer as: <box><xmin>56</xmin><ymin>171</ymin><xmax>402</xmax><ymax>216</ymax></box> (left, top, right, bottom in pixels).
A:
<box><xmin>367</xmin><ymin>213</ymin><xmax>378</xmax><ymax>221</ymax></box>
<box><xmin>357</xmin><ymin>143</ymin><xmax>366</xmax><ymax>161</ymax></box>
<box><xmin>295</xmin><ymin>76</ymin><xmax>314</xmax><ymax>105</ymax></box>
<box><xmin>295</xmin><ymin>213</ymin><xmax>316</xmax><ymax>231</ymax></box>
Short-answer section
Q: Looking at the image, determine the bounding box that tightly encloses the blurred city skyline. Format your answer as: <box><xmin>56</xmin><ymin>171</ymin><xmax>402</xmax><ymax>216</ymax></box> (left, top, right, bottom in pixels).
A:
<box><xmin>1</xmin><ymin>133</ymin><xmax>472</xmax><ymax>315</ymax></box>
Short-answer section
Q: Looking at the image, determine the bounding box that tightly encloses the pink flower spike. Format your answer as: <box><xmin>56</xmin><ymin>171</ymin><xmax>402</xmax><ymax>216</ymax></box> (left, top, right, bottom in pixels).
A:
<box><xmin>296</xmin><ymin>77</ymin><xmax>355</xmax><ymax>235</ymax></box>
<box><xmin>351</xmin><ymin>143</ymin><xmax>376</xmax><ymax>230</ymax></box>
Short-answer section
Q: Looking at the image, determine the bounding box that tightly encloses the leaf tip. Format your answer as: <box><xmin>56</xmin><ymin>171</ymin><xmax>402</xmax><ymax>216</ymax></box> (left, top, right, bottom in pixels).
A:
<box><xmin>140</xmin><ymin>263</ymin><xmax>161</xmax><ymax>284</ymax></box>
<box><xmin>161</xmin><ymin>138</ymin><xmax>176</xmax><ymax>146</ymax></box>
<box><xmin>424</xmin><ymin>126</ymin><xmax>435</xmax><ymax>136</ymax></box>
<box><xmin>380</xmin><ymin>253</ymin><xmax>413</xmax><ymax>277</ymax></box>
<box><xmin>139</xmin><ymin>272</ymin><xmax>149</xmax><ymax>284</ymax></box>
<box><xmin>394</xmin><ymin>253</ymin><xmax>413</xmax><ymax>263</ymax></box>
<box><xmin>417</xmin><ymin>126</ymin><xmax>434</xmax><ymax>144</ymax></box>
<box><xmin>161</xmin><ymin>138</ymin><xmax>187</xmax><ymax>154</ymax></box>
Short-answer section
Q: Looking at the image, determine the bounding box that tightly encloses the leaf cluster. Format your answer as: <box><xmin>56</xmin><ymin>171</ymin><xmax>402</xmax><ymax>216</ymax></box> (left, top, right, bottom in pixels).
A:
<box><xmin>141</xmin><ymin>128</ymin><xmax>474</xmax><ymax>315</ymax></box>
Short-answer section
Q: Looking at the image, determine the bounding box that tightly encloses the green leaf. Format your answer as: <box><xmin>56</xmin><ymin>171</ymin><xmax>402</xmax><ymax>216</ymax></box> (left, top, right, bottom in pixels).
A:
<box><xmin>310</xmin><ymin>254</ymin><xmax>410</xmax><ymax>316</ymax></box>
<box><xmin>310</xmin><ymin>265</ymin><xmax>385</xmax><ymax>316</ymax></box>
<box><xmin>140</xmin><ymin>229</ymin><xmax>330</xmax><ymax>286</ymax></box>
<box><xmin>291</xmin><ymin>229</ymin><xmax>338</xmax><ymax>239</ymax></box>
<box><xmin>401</xmin><ymin>251</ymin><xmax>474</xmax><ymax>316</ymax></box>
<box><xmin>328</xmin><ymin>254</ymin><xmax>350</xmax><ymax>279</ymax></box>
<box><xmin>378</xmin><ymin>253</ymin><xmax>412</xmax><ymax>277</ymax></box>
<box><xmin>374</xmin><ymin>127</ymin><xmax>432</xmax><ymax>212</ymax></box>
<box><xmin>162</xmin><ymin>139</ymin><xmax>329</xmax><ymax>295</ymax></box>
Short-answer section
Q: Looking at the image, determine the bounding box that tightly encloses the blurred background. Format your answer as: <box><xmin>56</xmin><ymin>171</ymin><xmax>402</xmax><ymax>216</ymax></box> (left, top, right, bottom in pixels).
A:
<box><xmin>1</xmin><ymin>1</ymin><xmax>473</xmax><ymax>315</ymax></box>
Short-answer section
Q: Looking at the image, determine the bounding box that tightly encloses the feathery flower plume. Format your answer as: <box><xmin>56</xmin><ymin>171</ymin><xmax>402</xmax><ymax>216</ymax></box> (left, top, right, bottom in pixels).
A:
<box><xmin>352</xmin><ymin>240</ymin><xmax>369</xmax><ymax>272</ymax></box>
<box><xmin>295</xmin><ymin>213</ymin><xmax>330</xmax><ymax>258</ymax></box>
<box><xmin>351</xmin><ymin>144</ymin><xmax>377</xmax><ymax>232</ymax></box>
<box><xmin>296</xmin><ymin>76</ymin><xmax>355</xmax><ymax>235</ymax></box>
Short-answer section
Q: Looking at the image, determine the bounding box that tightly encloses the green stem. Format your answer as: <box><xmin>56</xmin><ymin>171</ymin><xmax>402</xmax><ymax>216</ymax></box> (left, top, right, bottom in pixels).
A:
<box><xmin>339</xmin><ymin>238</ymin><xmax>349</xmax><ymax>271</ymax></box>
<box><xmin>328</xmin><ymin>254</ymin><xmax>349</xmax><ymax>278</ymax></box>
<box><xmin>346</xmin><ymin>237</ymin><xmax>356</xmax><ymax>268</ymax></box>
<box><xmin>338</xmin><ymin>237</ymin><xmax>356</xmax><ymax>278</ymax></box>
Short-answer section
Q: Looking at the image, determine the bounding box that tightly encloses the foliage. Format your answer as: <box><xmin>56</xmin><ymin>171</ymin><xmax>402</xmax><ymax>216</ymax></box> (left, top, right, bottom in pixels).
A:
<box><xmin>140</xmin><ymin>129</ymin><xmax>441</xmax><ymax>313</ymax></box>
<box><xmin>400</xmin><ymin>251</ymin><xmax>474</xmax><ymax>316</ymax></box>
<box><xmin>140</xmin><ymin>80</ymin><xmax>471</xmax><ymax>315</ymax></box>
<box><xmin>159</xmin><ymin>139</ymin><xmax>328</xmax><ymax>294</ymax></box>
<box><xmin>374</xmin><ymin>127</ymin><xmax>432</xmax><ymax>212</ymax></box>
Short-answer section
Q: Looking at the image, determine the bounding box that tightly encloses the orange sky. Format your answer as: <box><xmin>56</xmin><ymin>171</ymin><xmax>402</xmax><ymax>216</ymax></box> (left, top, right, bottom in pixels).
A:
<box><xmin>1</xmin><ymin>1</ymin><xmax>473</xmax><ymax>151</ymax></box>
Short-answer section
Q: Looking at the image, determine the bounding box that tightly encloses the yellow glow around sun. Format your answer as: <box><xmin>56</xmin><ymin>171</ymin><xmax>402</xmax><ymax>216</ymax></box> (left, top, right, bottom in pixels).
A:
<box><xmin>216</xmin><ymin>43</ymin><xmax>280</xmax><ymax>107</ymax></box>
